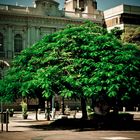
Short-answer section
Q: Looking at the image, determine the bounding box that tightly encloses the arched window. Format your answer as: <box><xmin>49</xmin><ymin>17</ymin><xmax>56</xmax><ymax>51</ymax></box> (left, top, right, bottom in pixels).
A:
<box><xmin>0</xmin><ymin>33</ymin><xmax>4</xmax><ymax>52</ymax></box>
<box><xmin>14</xmin><ymin>34</ymin><xmax>23</xmax><ymax>52</ymax></box>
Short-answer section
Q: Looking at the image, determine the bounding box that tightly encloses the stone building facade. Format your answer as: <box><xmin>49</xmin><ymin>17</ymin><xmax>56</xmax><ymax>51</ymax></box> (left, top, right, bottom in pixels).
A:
<box><xmin>104</xmin><ymin>4</ymin><xmax>140</xmax><ymax>31</ymax></box>
<box><xmin>0</xmin><ymin>1</ymin><xmax>140</xmax><ymax>64</ymax></box>
<box><xmin>64</xmin><ymin>0</ymin><xmax>103</xmax><ymax>20</ymax></box>
<box><xmin>0</xmin><ymin>0</ymin><xmax>103</xmax><ymax>63</ymax></box>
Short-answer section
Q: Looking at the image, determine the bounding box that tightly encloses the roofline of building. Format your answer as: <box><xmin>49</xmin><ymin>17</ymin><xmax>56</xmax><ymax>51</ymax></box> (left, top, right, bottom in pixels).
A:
<box><xmin>104</xmin><ymin>4</ymin><xmax>140</xmax><ymax>12</ymax></box>
<box><xmin>0</xmin><ymin>9</ymin><xmax>102</xmax><ymax>24</ymax></box>
<box><xmin>104</xmin><ymin>4</ymin><xmax>140</xmax><ymax>19</ymax></box>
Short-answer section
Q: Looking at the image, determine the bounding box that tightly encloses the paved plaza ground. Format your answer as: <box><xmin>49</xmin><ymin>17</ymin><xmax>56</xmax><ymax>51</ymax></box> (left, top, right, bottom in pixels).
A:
<box><xmin>1</xmin><ymin>111</ymin><xmax>140</xmax><ymax>140</ymax></box>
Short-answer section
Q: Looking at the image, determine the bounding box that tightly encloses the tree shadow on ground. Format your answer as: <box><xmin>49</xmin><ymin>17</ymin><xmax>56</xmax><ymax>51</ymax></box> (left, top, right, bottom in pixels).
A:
<box><xmin>13</xmin><ymin>113</ymin><xmax>140</xmax><ymax>131</ymax></box>
<box><xmin>26</xmin><ymin>118</ymin><xmax>140</xmax><ymax>131</ymax></box>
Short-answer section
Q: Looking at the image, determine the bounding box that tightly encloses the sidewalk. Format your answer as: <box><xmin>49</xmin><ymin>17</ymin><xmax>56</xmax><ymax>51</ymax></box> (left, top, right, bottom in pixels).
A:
<box><xmin>1</xmin><ymin>111</ymin><xmax>140</xmax><ymax>132</ymax></box>
<box><xmin>5</xmin><ymin>112</ymin><xmax>51</xmax><ymax>131</ymax></box>
<box><xmin>0</xmin><ymin>112</ymin><xmax>51</xmax><ymax>140</ymax></box>
<box><xmin>0</xmin><ymin>111</ymin><xmax>140</xmax><ymax>140</ymax></box>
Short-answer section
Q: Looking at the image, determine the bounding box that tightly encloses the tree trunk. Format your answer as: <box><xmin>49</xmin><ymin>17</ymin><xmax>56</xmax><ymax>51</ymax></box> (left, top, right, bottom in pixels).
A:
<box><xmin>91</xmin><ymin>97</ymin><xmax>95</xmax><ymax>111</ymax></box>
<box><xmin>61</xmin><ymin>97</ymin><xmax>65</xmax><ymax>115</ymax></box>
<box><xmin>38</xmin><ymin>96</ymin><xmax>45</xmax><ymax>108</ymax></box>
<box><xmin>114</xmin><ymin>100</ymin><xmax>119</xmax><ymax>114</ymax></box>
<box><xmin>45</xmin><ymin>100</ymin><xmax>51</xmax><ymax>121</ymax></box>
<box><xmin>81</xmin><ymin>97</ymin><xmax>87</xmax><ymax>119</ymax></box>
<box><xmin>111</xmin><ymin>97</ymin><xmax>118</xmax><ymax>114</ymax></box>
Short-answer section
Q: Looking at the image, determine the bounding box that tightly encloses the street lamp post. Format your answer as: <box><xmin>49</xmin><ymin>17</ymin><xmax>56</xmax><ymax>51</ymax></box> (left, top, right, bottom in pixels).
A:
<box><xmin>0</xmin><ymin>59</ymin><xmax>4</xmax><ymax>131</ymax></box>
<box><xmin>0</xmin><ymin>59</ymin><xmax>10</xmax><ymax>131</ymax></box>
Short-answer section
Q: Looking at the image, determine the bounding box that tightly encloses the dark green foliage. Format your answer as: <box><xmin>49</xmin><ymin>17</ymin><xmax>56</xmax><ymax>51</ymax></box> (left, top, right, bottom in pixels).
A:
<box><xmin>110</xmin><ymin>27</ymin><xmax>123</xmax><ymax>39</ymax></box>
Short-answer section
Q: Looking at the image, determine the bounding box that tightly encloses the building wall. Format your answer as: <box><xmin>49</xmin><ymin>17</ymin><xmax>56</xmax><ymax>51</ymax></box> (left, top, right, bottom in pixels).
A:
<box><xmin>0</xmin><ymin>0</ymin><xmax>103</xmax><ymax>62</ymax></box>
<box><xmin>104</xmin><ymin>4</ymin><xmax>140</xmax><ymax>31</ymax></box>
<box><xmin>0</xmin><ymin>11</ymin><xmax>80</xmax><ymax>61</ymax></box>
<box><xmin>64</xmin><ymin>0</ymin><xmax>103</xmax><ymax>21</ymax></box>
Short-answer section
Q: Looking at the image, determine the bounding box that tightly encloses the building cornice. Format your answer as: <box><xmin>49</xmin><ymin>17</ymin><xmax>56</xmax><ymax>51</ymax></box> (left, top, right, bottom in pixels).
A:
<box><xmin>0</xmin><ymin>10</ymin><xmax>84</xmax><ymax>22</ymax></box>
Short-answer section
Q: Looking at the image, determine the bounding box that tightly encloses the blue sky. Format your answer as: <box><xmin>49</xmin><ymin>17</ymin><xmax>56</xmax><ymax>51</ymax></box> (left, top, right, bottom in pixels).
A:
<box><xmin>0</xmin><ymin>0</ymin><xmax>140</xmax><ymax>10</ymax></box>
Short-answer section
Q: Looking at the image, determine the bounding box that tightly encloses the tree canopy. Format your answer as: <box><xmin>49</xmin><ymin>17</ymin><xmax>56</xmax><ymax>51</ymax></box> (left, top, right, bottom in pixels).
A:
<box><xmin>1</xmin><ymin>21</ymin><xmax>140</xmax><ymax>117</ymax></box>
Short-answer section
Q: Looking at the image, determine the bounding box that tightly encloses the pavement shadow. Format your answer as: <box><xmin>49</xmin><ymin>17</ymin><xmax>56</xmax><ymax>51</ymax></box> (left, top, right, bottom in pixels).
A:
<box><xmin>26</xmin><ymin>118</ymin><xmax>140</xmax><ymax>131</ymax></box>
<box><xmin>5</xmin><ymin>131</ymin><xmax>23</xmax><ymax>132</ymax></box>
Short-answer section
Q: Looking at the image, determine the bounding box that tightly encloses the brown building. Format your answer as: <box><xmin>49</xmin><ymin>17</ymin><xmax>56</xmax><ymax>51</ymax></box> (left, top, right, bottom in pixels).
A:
<box><xmin>104</xmin><ymin>4</ymin><xmax>140</xmax><ymax>31</ymax></box>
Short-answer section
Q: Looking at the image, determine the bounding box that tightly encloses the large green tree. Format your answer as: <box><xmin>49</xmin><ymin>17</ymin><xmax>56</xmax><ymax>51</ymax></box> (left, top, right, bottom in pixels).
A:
<box><xmin>1</xmin><ymin>21</ymin><xmax>140</xmax><ymax>119</ymax></box>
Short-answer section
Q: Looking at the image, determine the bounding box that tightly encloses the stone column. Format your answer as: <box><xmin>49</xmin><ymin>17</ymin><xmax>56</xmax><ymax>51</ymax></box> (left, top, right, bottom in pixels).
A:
<box><xmin>26</xmin><ymin>26</ymin><xmax>31</xmax><ymax>47</ymax></box>
<box><xmin>7</xmin><ymin>25</ymin><xmax>13</xmax><ymax>58</ymax></box>
<box><xmin>30</xmin><ymin>26</ymin><xmax>37</xmax><ymax>45</ymax></box>
<box><xmin>36</xmin><ymin>27</ymin><xmax>40</xmax><ymax>42</ymax></box>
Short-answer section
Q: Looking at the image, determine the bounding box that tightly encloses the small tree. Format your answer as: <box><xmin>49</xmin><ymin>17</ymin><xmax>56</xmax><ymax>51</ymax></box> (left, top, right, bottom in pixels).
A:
<box><xmin>20</xmin><ymin>100</ymin><xmax>28</xmax><ymax>119</ymax></box>
<box><xmin>122</xmin><ymin>27</ymin><xmax>140</xmax><ymax>48</ymax></box>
